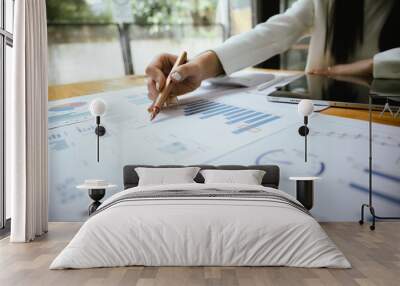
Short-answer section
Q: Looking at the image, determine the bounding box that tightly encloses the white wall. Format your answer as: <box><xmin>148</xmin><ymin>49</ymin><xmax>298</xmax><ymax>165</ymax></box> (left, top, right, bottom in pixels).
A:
<box><xmin>48</xmin><ymin>42</ymin><xmax>125</xmax><ymax>85</ymax></box>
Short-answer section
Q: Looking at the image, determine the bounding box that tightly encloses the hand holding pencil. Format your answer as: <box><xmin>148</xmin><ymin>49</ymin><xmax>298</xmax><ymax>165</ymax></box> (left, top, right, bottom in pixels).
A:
<box><xmin>145</xmin><ymin>51</ymin><xmax>225</xmax><ymax>120</ymax></box>
<box><xmin>148</xmin><ymin>51</ymin><xmax>188</xmax><ymax>120</ymax></box>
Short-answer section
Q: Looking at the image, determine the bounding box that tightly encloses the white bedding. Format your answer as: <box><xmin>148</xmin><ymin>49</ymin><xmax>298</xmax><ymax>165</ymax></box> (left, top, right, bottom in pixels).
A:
<box><xmin>50</xmin><ymin>183</ymin><xmax>351</xmax><ymax>269</ymax></box>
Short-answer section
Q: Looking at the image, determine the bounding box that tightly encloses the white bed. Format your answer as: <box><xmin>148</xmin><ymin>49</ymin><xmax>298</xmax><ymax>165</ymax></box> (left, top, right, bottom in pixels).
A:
<box><xmin>50</xmin><ymin>183</ymin><xmax>350</xmax><ymax>269</ymax></box>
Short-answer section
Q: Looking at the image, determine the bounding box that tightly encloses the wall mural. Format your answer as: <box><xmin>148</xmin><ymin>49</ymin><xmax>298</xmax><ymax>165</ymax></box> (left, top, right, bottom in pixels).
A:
<box><xmin>48</xmin><ymin>84</ymin><xmax>400</xmax><ymax>221</ymax></box>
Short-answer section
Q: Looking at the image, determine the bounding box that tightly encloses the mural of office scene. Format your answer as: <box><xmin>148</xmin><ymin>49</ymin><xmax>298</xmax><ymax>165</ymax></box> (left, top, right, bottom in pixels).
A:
<box><xmin>2</xmin><ymin>0</ymin><xmax>400</xmax><ymax>285</ymax></box>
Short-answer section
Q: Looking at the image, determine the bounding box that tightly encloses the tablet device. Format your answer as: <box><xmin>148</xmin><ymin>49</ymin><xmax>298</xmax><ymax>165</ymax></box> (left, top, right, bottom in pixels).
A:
<box><xmin>267</xmin><ymin>74</ymin><xmax>400</xmax><ymax>110</ymax></box>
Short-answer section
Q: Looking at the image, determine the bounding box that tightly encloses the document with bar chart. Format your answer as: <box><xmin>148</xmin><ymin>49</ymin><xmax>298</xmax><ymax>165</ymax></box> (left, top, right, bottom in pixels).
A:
<box><xmin>48</xmin><ymin>84</ymin><xmax>300</xmax><ymax>163</ymax></box>
<box><xmin>48</xmin><ymin>82</ymin><xmax>400</xmax><ymax>221</ymax></box>
<box><xmin>140</xmin><ymin>86</ymin><xmax>301</xmax><ymax>163</ymax></box>
<box><xmin>47</xmin><ymin>84</ymin><xmax>300</xmax><ymax>220</ymax></box>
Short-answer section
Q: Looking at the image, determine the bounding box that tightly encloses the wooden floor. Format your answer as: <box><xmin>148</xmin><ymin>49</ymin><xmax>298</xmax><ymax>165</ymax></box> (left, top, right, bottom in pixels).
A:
<box><xmin>0</xmin><ymin>222</ymin><xmax>399</xmax><ymax>286</ymax></box>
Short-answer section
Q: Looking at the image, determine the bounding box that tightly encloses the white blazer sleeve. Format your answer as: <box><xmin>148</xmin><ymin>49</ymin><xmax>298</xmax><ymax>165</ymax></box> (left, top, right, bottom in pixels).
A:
<box><xmin>212</xmin><ymin>0</ymin><xmax>314</xmax><ymax>75</ymax></box>
<box><xmin>373</xmin><ymin>48</ymin><xmax>400</xmax><ymax>79</ymax></box>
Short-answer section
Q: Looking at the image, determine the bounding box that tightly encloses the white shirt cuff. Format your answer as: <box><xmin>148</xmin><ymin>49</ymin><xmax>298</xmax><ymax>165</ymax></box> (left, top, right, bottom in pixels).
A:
<box><xmin>373</xmin><ymin>48</ymin><xmax>400</xmax><ymax>79</ymax></box>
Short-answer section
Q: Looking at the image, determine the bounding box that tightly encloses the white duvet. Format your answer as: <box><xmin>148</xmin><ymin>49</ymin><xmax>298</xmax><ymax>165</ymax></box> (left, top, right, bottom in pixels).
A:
<box><xmin>50</xmin><ymin>183</ymin><xmax>351</xmax><ymax>269</ymax></box>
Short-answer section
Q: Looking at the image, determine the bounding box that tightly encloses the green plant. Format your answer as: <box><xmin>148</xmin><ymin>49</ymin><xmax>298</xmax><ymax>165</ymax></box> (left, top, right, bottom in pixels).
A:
<box><xmin>131</xmin><ymin>0</ymin><xmax>190</xmax><ymax>26</ymax></box>
<box><xmin>46</xmin><ymin>0</ymin><xmax>218</xmax><ymax>27</ymax></box>
<box><xmin>131</xmin><ymin>0</ymin><xmax>217</xmax><ymax>26</ymax></box>
<box><xmin>46</xmin><ymin>0</ymin><xmax>112</xmax><ymax>23</ymax></box>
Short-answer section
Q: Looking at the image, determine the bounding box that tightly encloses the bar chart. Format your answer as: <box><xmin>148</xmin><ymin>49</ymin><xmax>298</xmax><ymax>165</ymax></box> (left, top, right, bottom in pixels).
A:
<box><xmin>183</xmin><ymin>99</ymin><xmax>280</xmax><ymax>134</ymax></box>
<box><xmin>49</xmin><ymin>101</ymin><xmax>87</xmax><ymax>112</ymax></box>
<box><xmin>48</xmin><ymin>131</ymin><xmax>69</xmax><ymax>151</ymax></box>
<box><xmin>48</xmin><ymin>111</ymin><xmax>92</xmax><ymax>128</ymax></box>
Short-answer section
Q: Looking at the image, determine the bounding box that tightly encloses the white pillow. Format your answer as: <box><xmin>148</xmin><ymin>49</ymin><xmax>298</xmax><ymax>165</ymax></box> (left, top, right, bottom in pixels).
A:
<box><xmin>135</xmin><ymin>167</ymin><xmax>200</xmax><ymax>186</ymax></box>
<box><xmin>200</xmin><ymin>169</ymin><xmax>266</xmax><ymax>185</ymax></box>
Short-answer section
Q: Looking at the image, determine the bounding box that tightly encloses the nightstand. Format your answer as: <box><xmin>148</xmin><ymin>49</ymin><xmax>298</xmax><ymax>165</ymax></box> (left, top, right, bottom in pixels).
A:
<box><xmin>77</xmin><ymin>180</ymin><xmax>117</xmax><ymax>215</ymax></box>
<box><xmin>289</xmin><ymin>177</ymin><xmax>320</xmax><ymax>210</ymax></box>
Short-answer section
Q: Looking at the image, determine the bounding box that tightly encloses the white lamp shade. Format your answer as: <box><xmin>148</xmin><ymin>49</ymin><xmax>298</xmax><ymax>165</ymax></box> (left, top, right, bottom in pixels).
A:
<box><xmin>298</xmin><ymin>99</ymin><xmax>314</xmax><ymax>116</ymax></box>
<box><xmin>89</xmin><ymin>99</ymin><xmax>107</xmax><ymax>116</ymax></box>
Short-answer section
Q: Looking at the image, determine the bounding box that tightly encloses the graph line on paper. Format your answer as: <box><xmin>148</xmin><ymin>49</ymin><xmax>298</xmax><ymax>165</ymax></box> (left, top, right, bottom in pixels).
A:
<box><xmin>363</xmin><ymin>168</ymin><xmax>400</xmax><ymax>183</ymax></box>
<box><xmin>349</xmin><ymin>182</ymin><xmax>400</xmax><ymax>205</ymax></box>
<box><xmin>254</xmin><ymin>148</ymin><xmax>326</xmax><ymax>177</ymax></box>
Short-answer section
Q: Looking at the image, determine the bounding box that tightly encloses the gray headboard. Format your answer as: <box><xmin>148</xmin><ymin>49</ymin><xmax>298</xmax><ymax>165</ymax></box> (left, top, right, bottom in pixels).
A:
<box><xmin>123</xmin><ymin>165</ymin><xmax>280</xmax><ymax>189</ymax></box>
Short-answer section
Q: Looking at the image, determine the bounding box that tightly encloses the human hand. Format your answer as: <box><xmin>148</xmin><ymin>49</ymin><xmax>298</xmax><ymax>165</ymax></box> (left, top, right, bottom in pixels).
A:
<box><xmin>145</xmin><ymin>51</ymin><xmax>224</xmax><ymax>104</ymax></box>
<box><xmin>309</xmin><ymin>59</ymin><xmax>373</xmax><ymax>77</ymax></box>
<box><xmin>145</xmin><ymin>53</ymin><xmax>203</xmax><ymax>103</ymax></box>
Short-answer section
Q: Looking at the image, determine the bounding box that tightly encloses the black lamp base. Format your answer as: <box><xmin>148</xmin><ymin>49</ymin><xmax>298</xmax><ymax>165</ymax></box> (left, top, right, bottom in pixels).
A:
<box><xmin>88</xmin><ymin>189</ymin><xmax>105</xmax><ymax>215</ymax></box>
<box><xmin>95</xmin><ymin>125</ymin><xmax>106</xmax><ymax>136</ymax></box>
<box><xmin>296</xmin><ymin>180</ymin><xmax>314</xmax><ymax>210</ymax></box>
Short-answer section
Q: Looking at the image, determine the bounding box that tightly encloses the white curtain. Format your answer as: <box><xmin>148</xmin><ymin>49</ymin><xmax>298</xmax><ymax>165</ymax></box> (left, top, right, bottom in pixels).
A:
<box><xmin>8</xmin><ymin>0</ymin><xmax>48</xmax><ymax>242</ymax></box>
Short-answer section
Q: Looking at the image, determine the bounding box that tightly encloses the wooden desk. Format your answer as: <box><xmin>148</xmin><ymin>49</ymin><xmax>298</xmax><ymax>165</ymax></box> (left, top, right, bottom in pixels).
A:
<box><xmin>48</xmin><ymin>74</ymin><xmax>400</xmax><ymax>127</ymax></box>
<box><xmin>48</xmin><ymin>75</ymin><xmax>146</xmax><ymax>101</ymax></box>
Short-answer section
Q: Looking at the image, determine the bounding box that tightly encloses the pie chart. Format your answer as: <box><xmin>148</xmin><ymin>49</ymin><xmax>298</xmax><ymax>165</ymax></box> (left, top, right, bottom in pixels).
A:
<box><xmin>255</xmin><ymin>148</ymin><xmax>326</xmax><ymax>176</ymax></box>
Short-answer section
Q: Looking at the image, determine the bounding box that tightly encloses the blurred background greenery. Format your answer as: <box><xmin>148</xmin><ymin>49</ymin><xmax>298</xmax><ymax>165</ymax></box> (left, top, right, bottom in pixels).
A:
<box><xmin>46</xmin><ymin>0</ymin><xmax>306</xmax><ymax>85</ymax></box>
<box><xmin>46</xmin><ymin>0</ymin><xmax>218</xmax><ymax>25</ymax></box>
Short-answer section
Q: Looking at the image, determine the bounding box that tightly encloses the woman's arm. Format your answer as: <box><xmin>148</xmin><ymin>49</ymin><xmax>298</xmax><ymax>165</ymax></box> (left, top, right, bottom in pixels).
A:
<box><xmin>309</xmin><ymin>48</ymin><xmax>400</xmax><ymax>78</ymax></box>
<box><xmin>309</xmin><ymin>59</ymin><xmax>373</xmax><ymax>77</ymax></box>
<box><xmin>212</xmin><ymin>0</ymin><xmax>314</xmax><ymax>75</ymax></box>
<box><xmin>145</xmin><ymin>0</ymin><xmax>314</xmax><ymax>100</ymax></box>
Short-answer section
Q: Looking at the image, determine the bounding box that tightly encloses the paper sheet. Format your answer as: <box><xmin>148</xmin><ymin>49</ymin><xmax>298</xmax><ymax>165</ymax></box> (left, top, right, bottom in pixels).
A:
<box><xmin>48</xmin><ymin>78</ymin><xmax>400</xmax><ymax>221</ymax></box>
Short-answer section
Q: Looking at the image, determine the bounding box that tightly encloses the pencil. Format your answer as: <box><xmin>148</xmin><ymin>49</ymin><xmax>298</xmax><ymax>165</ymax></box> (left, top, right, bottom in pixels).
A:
<box><xmin>149</xmin><ymin>51</ymin><xmax>188</xmax><ymax>121</ymax></box>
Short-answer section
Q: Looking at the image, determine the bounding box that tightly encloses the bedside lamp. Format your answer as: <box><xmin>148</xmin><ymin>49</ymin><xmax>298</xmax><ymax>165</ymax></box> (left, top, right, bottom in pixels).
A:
<box><xmin>89</xmin><ymin>99</ymin><xmax>107</xmax><ymax>162</ymax></box>
<box><xmin>298</xmin><ymin>99</ymin><xmax>314</xmax><ymax>162</ymax></box>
